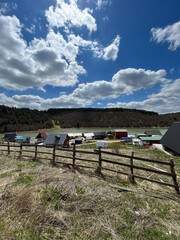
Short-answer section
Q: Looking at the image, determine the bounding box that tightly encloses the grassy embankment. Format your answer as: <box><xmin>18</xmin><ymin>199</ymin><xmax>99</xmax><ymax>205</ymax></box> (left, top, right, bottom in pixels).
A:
<box><xmin>0</xmin><ymin>143</ymin><xmax>180</xmax><ymax>240</ymax></box>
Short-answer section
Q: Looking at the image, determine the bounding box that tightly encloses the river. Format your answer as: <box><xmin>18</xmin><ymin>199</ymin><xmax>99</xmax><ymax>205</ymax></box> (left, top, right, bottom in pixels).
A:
<box><xmin>0</xmin><ymin>127</ymin><xmax>168</xmax><ymax>139</ymax></box>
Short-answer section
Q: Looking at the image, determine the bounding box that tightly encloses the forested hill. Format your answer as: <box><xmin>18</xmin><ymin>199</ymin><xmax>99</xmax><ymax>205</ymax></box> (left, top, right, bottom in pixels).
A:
<box><xmin>0</xmin><ymin>105</ymin><xmax>53</xmax><ymax>133</ymax></box>
<box><xmin>47</xmin><ymin>108</ymin><xmax>180</xmax><ymax>128</ymax></box>
<box><xmin>1</xmin><ymin>105</ymin><xmax>180</xmax><ymax>133</ymax></box>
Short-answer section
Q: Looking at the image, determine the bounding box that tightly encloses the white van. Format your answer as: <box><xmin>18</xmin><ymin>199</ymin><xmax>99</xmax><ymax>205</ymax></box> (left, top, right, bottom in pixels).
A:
<box><xmin>133</xmin><ymin>138</ymin><xmax>143</xmax><ymax>146</ymax></box>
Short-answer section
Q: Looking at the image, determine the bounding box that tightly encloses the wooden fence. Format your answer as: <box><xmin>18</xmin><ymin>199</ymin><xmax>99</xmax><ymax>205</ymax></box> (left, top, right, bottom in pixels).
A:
<box><xmin>0</xmin><ymin>142</ymin><xmax>179</xmax><ymax>194</ymax></box>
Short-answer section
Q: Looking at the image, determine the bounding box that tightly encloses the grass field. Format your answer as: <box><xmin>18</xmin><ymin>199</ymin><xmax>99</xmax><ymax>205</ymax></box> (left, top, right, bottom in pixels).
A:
<box><xmin>0</xmin><ymin>144</ymin><xmax>180</xmax><ymax>239</ymax></box>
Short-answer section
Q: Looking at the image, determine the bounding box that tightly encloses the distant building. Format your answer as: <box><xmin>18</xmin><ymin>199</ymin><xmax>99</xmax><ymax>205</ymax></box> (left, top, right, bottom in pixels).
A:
<box><xmin>139</xmin><ymin>136</ymin><xmax>162</xmax><ymax>146</ymax></box>
<box><xmin>135</xmin><ymin>133</ymin><xmax>147</xmax><ymax>138</ymax></box>
<box><xmin>35</xmin><ymin>132</ymin><xmax>47</xmax><ymax>142</ymax></box>
<box><xmin>4</xmin><ymin>133</ymin><xmax>16</xmax><ymax>142</ymax></box>
<box><xmin>43</xmin><ymin>134</ymin><xmax>70</xmax><ymax>148</ymax></box>
<box><xmin>114</xmin><ymin>129</ymin><xmax>128</xmax><ymax>139</ymax></box>
<box><xmin>68</xmin><ymin>133</ymin><xmax>82</xmax><ymax>139</ymax></box>
<box><xmin>15</xmin><ymin>136</ymin><xmax>27</xmax><ymax>143</ymax></box>
<box><xmin>94</xmin><ymin>132</ymin><xmax>107</xmax><ymax>139</ymax></box>
<box><xmin>107</xmin><ymin>131</ymin><xmax>114</xmax><ymax>139</ymax></box>
<box><xmin>160</xmin><ymin>122</ymin><xmax>180</xmax><ymax>156</ymax></box>
<box><xmin>83</xmin><ymin>132</ymin><xmax>94</xmax><ymax>140</ymax></box>
<box><xmin>144</xmin><ymin>130</ymin><xmax>162</xmax><ymax>136</ymax></box>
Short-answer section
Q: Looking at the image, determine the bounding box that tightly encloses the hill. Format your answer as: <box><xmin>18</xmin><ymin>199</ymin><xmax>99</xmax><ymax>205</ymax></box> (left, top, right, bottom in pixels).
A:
<box><xmin>1</xmin><ymin>105</ymin><xmax>180</xmax><ymax>132</ymax></box>
<box><xmin>48</xmin><ymin>108</ymin><xmax>180</xmax><ymax>128</ymax></box>
<box><xmin>0</xmin><ymin>105</ymin><xmax>53</xmax><ymax>133</ymax></box>
<box><xmin>0</xmin><ymin>144</ymin><xmax>180</xmax><ymax>239</ymax></box>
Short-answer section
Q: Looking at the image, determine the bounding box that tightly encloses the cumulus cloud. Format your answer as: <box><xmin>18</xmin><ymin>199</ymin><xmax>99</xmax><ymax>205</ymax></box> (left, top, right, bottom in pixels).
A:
<box><xmin>72</xmin><ymin>68</ymin><xmax>167</xmax><ymax>100</ymax></box>
<box><xmin>0</xmin><ymin>67</ymin><xmax>168</xmax><ymax>111</ymax></box>
<box><xmin>0</xmin><ymin>0</ymin><xmax>122</xmax><ymax>93</ymax></box>
<box><xmin>107</xmin><ymin>79</ymin><xmax>180</xmax><ymax>114</ymax></box>
<box><xmin>0</xmin><ymin>10</ymin><xmax>120</xmax><ymax>92</ymax></box>
<box><xmin>0</xmin><ymin>93</ymin><xmax>92</xmax><ymax>110</ymax></box>
<box><xmin>45</xmin><ymin>0</ymin><xmax>97</xmax><ymax>33</ymax></box>
<box><xmin>151</xmin><ymin>21</ymin><xmax>180</xmax><ymax>50</ymax></box>
<box><xmin>0</xmin><ymin>15</ymin><xmax>86</xmax><ymax>91</ymax></box>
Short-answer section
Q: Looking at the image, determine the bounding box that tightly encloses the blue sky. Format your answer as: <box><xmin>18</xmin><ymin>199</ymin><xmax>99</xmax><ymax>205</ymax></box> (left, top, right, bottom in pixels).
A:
<box><xmin>0</xmin><ymin>0</ymin><xmax>180</xmax><ymax>113</ymax></box>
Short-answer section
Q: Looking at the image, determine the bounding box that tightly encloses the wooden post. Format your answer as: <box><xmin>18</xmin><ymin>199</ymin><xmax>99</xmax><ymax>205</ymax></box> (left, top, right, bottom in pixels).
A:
<box><xmin>169</xmin><ymin>158</ymin><xmax>180</xmax><ymax>194</ymax></box>
<box><xmin>97</xmin><ymin>147</ymin><xmax>102</xmax><ymax>174</ymax></box>
<box><xmin>51</xmin><ymin>145</ymin><xmax>56</xmax><ymax>166</ymax></box>
<box><xmin>129</xmin><ymin>151</ymin><xmax>135</xmax><ymax>184</ymax></box>
<box><xmin>73</xmin><ymin>144</ymin><xmax>76</xmax><ymax>168</ymax></box>
<box><xmin>19</xmin><ymin>143</ymin><xmax>22</xmax><ymax>158</ymax></box>
<box><xmin>34</xmin><ymin>144</ymin><xmax>37</xmax><ymax>161</ymax></box>
<box><xmin>7</xmin><ymin>141</ymin><xmax>10</xmax><ymax>155</ymax></box>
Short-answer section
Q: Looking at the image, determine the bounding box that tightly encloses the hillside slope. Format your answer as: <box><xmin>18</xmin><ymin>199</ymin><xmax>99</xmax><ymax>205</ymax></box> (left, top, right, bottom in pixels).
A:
<box><xmin>49</xmin><ymin>108</ymin><xmax>180</xmax><ymax>128</ymax></box>
<box><xmin>0</xmin><ymin>145</ymin><xmax>180</xmax><ymax>240</ymax></box>
<box><xmin>1</xmin><ymin>105</ymin><xmax>180</xmax><ymax>132</ymax></box>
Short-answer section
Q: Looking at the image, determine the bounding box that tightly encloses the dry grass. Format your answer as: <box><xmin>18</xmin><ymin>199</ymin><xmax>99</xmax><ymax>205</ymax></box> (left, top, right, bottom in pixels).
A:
<box><xmin>0</xmin><ymin>144</ymin><xmax>180</xmax><ymax>239</ymax></box>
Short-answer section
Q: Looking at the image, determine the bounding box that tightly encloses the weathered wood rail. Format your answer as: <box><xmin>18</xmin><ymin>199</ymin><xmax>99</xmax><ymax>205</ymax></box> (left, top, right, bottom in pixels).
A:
<box><xmin>0</xmin><ymin>142</ymin><xmax>179</xmax><ymax>194</ymax></box>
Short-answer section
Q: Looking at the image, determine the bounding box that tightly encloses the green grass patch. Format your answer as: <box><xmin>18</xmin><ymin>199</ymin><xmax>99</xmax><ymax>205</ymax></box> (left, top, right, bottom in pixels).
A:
<box><xmin>14</xmin><ymin>172</ymin><xmax>37</xmax><ymax>186</ymax></box>
<box><xmin>0</xmin><ymin>172</ymin><xmax>12</xmax><ymax>178</ymax></box>
<box><xmin>41</xmin><ymin>186</ymin><xmax>63</xmax><ymax>210</ymax></box>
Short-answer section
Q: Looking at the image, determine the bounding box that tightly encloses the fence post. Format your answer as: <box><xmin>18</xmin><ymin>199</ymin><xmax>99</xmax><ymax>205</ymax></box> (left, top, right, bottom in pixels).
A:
<box><xmin>169</xmin><ymin>158</ymin><xmax>180</xmax><ymax>194</ymax></box>
<box><xmin>96</xmin><ymin>147</ymin><xmax>102</xmax><ymax>175</ymax></box>
<box><xmin>73</xmin><ymin>144</ymin><xmax>76</xmax><ymax>168</ymax></box>
<box><xmin>7</xmin><ymin>141</ymin><xmax>10</xmax><ymax>155</ymax></box>
<box><xmin>19</xmin><ymin>143</ymin><xmax>22</xmax><ymax>158</ymax></box>
<box><xmin>129</xmin><ymin>151</ymin><xmax>135</xmax><ymax>184</ymax></box>
<box><xmin>51</xmin><ymin>144</ymin><xmax>56</xmax><ymax>166</ymax></box>
<box><xmin>33</xmin><ymin>143</ymin><xmax>37</xmax><ymax>161</ymax></box>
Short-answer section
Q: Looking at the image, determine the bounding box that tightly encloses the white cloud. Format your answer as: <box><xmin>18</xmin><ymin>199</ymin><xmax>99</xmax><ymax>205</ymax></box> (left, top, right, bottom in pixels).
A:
<box><xmin>103</xmin><ymin>35</ymin><xmax>120</xmax><ymax>60</ymax></box>
<box><xmin>0</xmin><ymin>93</ymin><xmax>92</xmax><ymax>110</ymax></box>
<box><xmin>0</xmin><ymin>67</ymin><xmax>168</xmax><ymax>111</ymax></box>
<box><xmin>103</xmin><ymin>16</ymin><xmax>108</xmax><ymax>21</ymax></box>
<box><xmin>0</xmin><ymin>15</ymin><xmax>86</xmax><ymax>91</ymax></box>
<box><xmin>68</xmin><ymin>34</ymin><xmax>120</xmax><ymax>61</ymax></box>
<box><xmin>72</xmin><ymin>68</ymin><xmax>167</xmax><ymax>100</ymax></box>
<box><xmin>107</xmin><ymin>79</ymin><xmax>180</xmax><ymax>114</ymax></box>
<box><xmin>96</xmin><ymin>0</ymin><xmax>111</xmax><ymax>10</ymax></box>
<box><xmin>0</xmin><ymin>2</ymin><xmax>17</xmax><ymax>14</ymax></box>
<box><xmin>0</xmin><ymin>9</ymin><xmax>120</xmax><ymax>93</ymax></box>
<box><xmin>45</xmin><ymin>0</ymin><xmax>97</xmax><ymax>33</ymax></box>
<box><xmin>24</xmin><ymin>24</ymin><xmax>36</xmax><ymax>34</ymax></box>
<box><xmin>151</xmin><ymin>21</ymin><xmax>180</xmax><ymax>50</ymax></box>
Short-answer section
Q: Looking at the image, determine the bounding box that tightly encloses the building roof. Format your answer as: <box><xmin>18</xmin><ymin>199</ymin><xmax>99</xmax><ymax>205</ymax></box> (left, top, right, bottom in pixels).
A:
<box><xmin>68</xmin><ymin>133</ymin><xmax>82</xmax><ymax>138</ymax></box>
<box><xmin>160</xmin><ymin>122</ymin><xmax>180</xmax><ymax>154</ymax></box>
<box><xmin>43</xmin><ymin>134</ymin><xmax>68</xmax><ymax>145</ymax></box>
<box><xmin>4</xmin><ymin>132</ymin><xmax>17</xmax><ymax>140</ymax></box>
<box><xmin>94</xmin><ymin>132</ymin><xmax>107</xmax><ymax>136</ymax></box>
<box><xmin>140</xmin><ymin>136</ymin><xmax>162</xmax><ymax>141</ymax></box>
<box><xmin>144</xmin><ymin>130</ymin><xmax>162</xmax><ymax>135</ymax></box>
<box><xmin>36</xmin><ymin>131</ymin><xmax>47</xmax><ymax>139</ymax></box>
<box><xmin>83</xmin><ymin>133</ymin><xmax>94</xmax><ymax>137</ymax></box>
<box><xmin>16</xmin><ymin>136</ymin><xmax>26</xmax><ymax>140</ymax></box>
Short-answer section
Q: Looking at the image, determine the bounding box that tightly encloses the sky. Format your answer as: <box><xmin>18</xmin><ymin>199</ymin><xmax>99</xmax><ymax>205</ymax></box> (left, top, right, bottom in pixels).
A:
<box><xmin>0</xmin><ymin>0</ymin><xmax>180</xmax><ymax>114</ymax></box>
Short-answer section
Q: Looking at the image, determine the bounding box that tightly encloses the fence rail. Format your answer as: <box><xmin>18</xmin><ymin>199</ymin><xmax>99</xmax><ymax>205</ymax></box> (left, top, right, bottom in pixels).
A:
<box><xmin>0</xmin><ymin>142</ymin><xmax>179</xmax><ymax>194</ymax></box>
